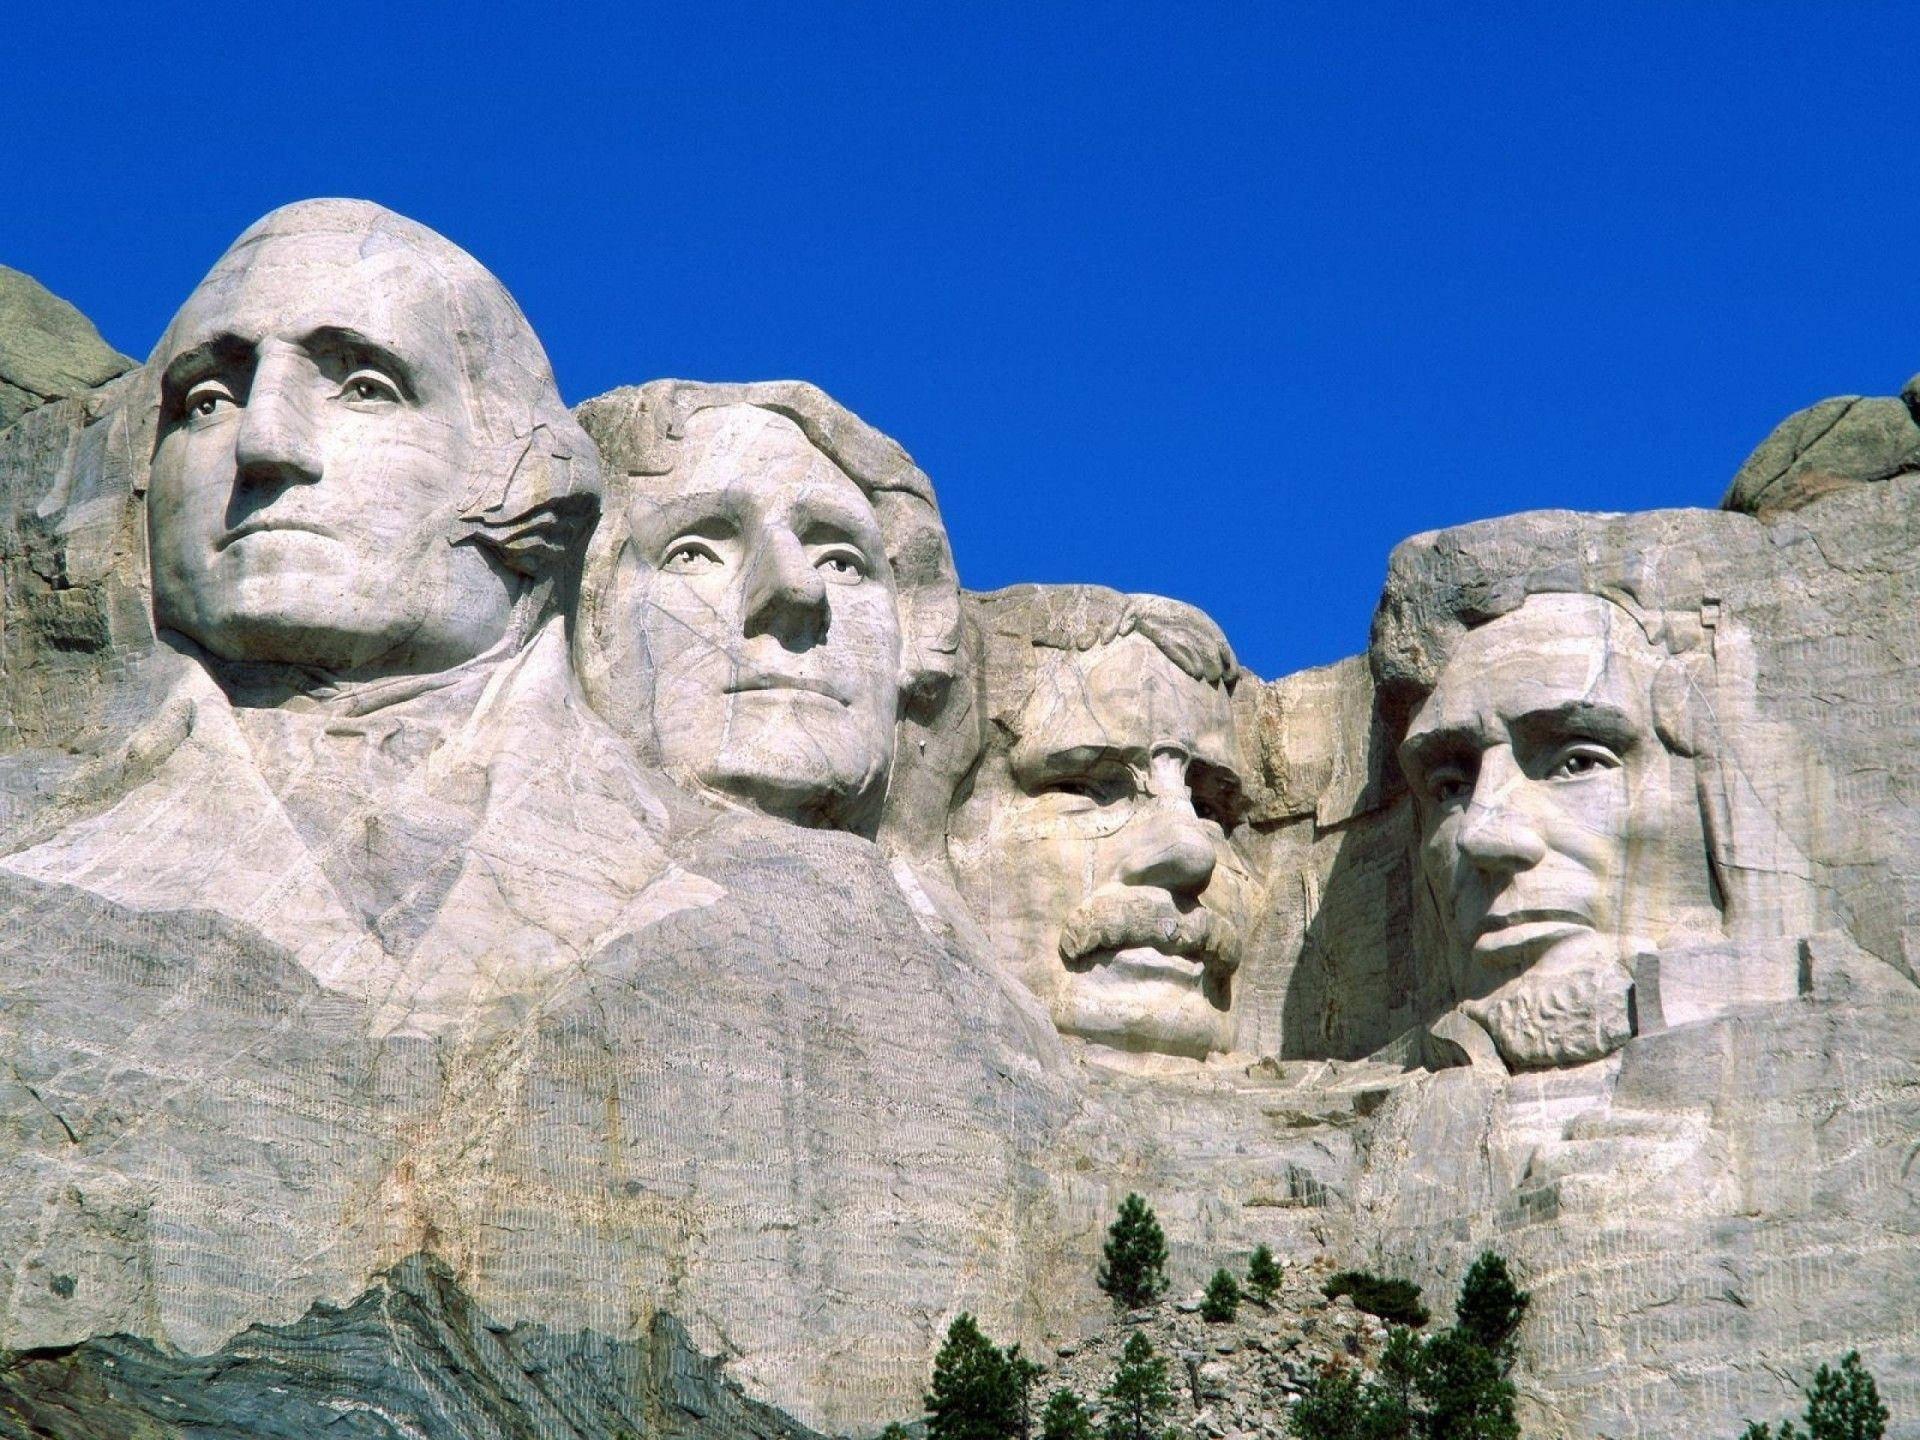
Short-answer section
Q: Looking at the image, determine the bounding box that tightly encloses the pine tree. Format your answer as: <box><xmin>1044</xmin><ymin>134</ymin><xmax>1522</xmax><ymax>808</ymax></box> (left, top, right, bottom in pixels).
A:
<box><xmin>1246</xmin><ymin>1244</ymin><xmax>1281</xmax><ymax>1306</ymax></box>
<box><xmin>1739</xmin><ymin>1351</ymin><xmax>1889</xmax><ymax>1440</ymax></box>
<box><xmin>1041</xmin><ymin>1387</ymin><xmax>1095</xmax><ymax>1440</ymax></box>
<box><xmin>1007</xmin><ymin>1345</ymin><xmax>1046</xmax><ymax>1440</ymax></box>
<box><xmin>1452</xmin><ymin>1253</ymin><xmax>1529</xmax><ymax>1359</ymax></box>
<box><xmin>926</xmin><ymin>1313</ymin><xmax>1020</xmax><ymax>1440</ymax></box>
<box><xmin>1288</xmin><ymin>1361</ymin><xmax>1409</xmax><ymax>1440</ymax></box>
<box><xmin>1097</xmin><ymin>1194</ymin><xmax>1168</xmax><ymax>1309</ymax></box>
<box><xmin>1201</xmin><ymin>1267</ymin><xmax>1241</xmax><ymax>1323</ymax></box>
<box><xmin>1804</xmin><ymin>1353</ymin><xmax>1889</xmax><ymax>1440</ymax></box>
<box><xmin>880</xmin><ymin>1426</ymin><xmax>914</xmax><ymax>1440</ymax></box>
<box><xmin>1100</xmin><ymin>1331</ymin><xmax>1174</xmax><ymax>1440</ymax></box>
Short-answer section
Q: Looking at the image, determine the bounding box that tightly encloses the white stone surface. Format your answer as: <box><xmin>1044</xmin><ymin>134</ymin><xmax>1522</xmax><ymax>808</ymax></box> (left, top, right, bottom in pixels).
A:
<box><xmin>2</xmin><ymin>208</ymin><xmax>1919</xmax><ymax>1437</ymax></box>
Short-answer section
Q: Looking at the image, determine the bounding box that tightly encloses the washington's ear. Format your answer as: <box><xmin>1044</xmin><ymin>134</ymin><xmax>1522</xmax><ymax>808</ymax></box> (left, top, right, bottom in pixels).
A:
<box><xmin>459</xmin><ymin>423</ymin><xmax>603</xmax><ymax>580</ymax></box>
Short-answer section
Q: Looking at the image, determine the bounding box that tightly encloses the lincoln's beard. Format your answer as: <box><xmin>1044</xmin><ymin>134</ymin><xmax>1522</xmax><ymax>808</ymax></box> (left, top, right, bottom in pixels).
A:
<box><xmin>1463</xmin><ymin>951</ymin><xmax>1635</xmax><ymax>1070</ymax></box>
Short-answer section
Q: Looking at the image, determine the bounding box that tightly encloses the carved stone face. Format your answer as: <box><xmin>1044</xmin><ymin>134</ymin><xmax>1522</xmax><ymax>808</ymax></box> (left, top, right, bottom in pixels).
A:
<box><xmin>605</xmin><ymin>405</ymin><xmax>903</xmax><ymax>827</ymax></box>
<box><xmin>1399</xmin><ymin>592</ymin><xmax>1714</xmax><ymax>1068</ymax></box>
<box><xmin>950</xmin><ymin>633</ymin><xmax>1250</xmax><ymax>1059</ymax></box>
<box><xmin>148</xmin><ymin>230</ymin><xmax>512</xmax><ymax>676</ymax></box>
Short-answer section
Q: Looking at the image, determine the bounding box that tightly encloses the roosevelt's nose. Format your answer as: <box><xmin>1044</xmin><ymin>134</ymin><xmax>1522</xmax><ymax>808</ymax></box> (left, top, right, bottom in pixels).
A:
<box><xmin>1455</xmin><ymin>747</ymin><xmax>1548</xmax><ymax>875</ymax></box>
<box><xmin>741</xmin><ymin>528</ymin><xmax>829</xmax><ymax>650</ymax></box>
<box><xmin>233</xmin><ymin>347</ymin><xmax>322</xmax><ymax>492</ymax></box>
<box><xmin>1119</xmin><ymin>799</ymin><xmax>1218</xmax><ymax>897</ymax></box>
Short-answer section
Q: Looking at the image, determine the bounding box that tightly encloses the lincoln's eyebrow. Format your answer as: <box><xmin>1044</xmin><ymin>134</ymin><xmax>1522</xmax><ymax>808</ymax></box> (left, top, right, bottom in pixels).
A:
<box><xmin>1509</xmin><ymin>699</ymin><xmax>1640</xmax><ymax>751</ymax></box>
<box><xmin>1399</xmin><ymin>721</ymin><xmax>1482</xmax><ymax>778</ymax></box>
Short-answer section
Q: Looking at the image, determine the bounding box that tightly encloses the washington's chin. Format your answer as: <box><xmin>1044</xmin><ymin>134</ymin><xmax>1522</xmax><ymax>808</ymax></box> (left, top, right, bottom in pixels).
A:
<box><xmin>1053</xmin><ymin>952</ymin><xmax>1234</xmax><ymax>1059</ymax></box>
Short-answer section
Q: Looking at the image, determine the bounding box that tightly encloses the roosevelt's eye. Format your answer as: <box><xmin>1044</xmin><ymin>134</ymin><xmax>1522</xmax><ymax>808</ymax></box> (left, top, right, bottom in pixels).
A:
<box><xmin>1547</xmin><ymin>744</ymin><xmax>1620</xmax><ymax>780</ymax></box>
<box><xmin>339</xmin><ymin>369</ymin><xmax>402</xmax><ymax>405</ymax></box>
<box><xmin>662</xmin><ymin>539</ymin><xmax>723</xmax><ymax>573</ymax></box>
<box><xmin>183</xmin><ymin>380</ymin><xmax>239</xmax><ymax>422</ymax></box>
<box><xmin>1041</xmin><ymin>770</ymin><xmax>1133</xmax><ymax>808</ymax></box>
<box><xmin>815</xmin><ymin>547</ymin><xmax>868</xmax><ymax>583</ymax></box>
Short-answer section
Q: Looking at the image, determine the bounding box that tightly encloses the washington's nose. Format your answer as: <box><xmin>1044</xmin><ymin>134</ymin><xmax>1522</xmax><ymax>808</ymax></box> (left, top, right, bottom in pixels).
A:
<box><xmin>1455</xmin><ymin>750</ymin><xmax>1548</xmax><ymax>875</ymax></box>
<box><xmin>742</xmin><ymin>529</ymin><xmax>829</xmax><ymax>649</ymax></box>
<box><xmin>1119</xmin><ymin>802</ymin><xmax>1217</xmax><ymax>897</ymax></box>
<box><xmin>234</xmin><ymin>351</ymin><xmax>322</xmax><ymax>492</ymax></box>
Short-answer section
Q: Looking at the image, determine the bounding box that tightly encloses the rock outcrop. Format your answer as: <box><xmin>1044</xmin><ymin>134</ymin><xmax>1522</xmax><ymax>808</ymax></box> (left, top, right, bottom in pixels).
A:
<box><xmin>2</xmin><ymin>211</ymin><xmax>1917</xmax><ymax>1439</ymax></box>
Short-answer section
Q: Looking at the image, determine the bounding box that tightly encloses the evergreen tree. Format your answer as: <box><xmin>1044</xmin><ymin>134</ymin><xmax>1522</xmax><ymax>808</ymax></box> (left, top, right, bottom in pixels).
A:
<box><xmin>1804</xmin><ymin>1353</ymin><xmax>1890</xmax><ymax>1440</ymax></box>
<box><xmin>926</xmin><ymin>1314</ymin><xmax>1020</xmax><ymax>1440</ymax></box>
<box><xmin>1417</xmin><ymin>1328</ymin><xmax>1519</xmax><ymax>1440</ymax></box>
<box><xmin>1738</xmin><ymin>1351</ymin><xmax>1889</xmax><ymax>1440</ymax></box>
<box><xmin>1288</xmin><ymin>1361</ymin><xmax>1409</xmax><ymax>1440</ymax></box>
<box><xmin>1041</xmin><ymin>1388</ymin><xmax>1095</xmax><ymax>1440</ymax></box>
<box><xmin>1100</xmin><ymin>1331</ymin><xmax>1175</xmax><ymax>1440</ymax></box>
<box><xmin>1246</xmin><ymin>1244</ymin><xmax>1282</xmax><ymax>1306</ymax></box>
<box><xmin>1097</xmin><ymin>1195</ymin><xmax>1169</xmax><ymax>1309</ymax></box>
<box><xmin>1452</xmin><ymin>1253</ymin><xmax>1529</xmax><ymax>1359</ymax></box>
<box><xmin>880</xmin><ymin>1426</ymin><xmax>914</xmax><ymax>1440</ymax></box>
<box><xmin>1007</xmin><ymin>1345</ymin><xmax>1046</xmax><ymax>1440</ymax></box>
<box><xmin>1201</xmin><ymin>1267</ymin><xmax>1241</xmax><ymax>1323</ymax></box>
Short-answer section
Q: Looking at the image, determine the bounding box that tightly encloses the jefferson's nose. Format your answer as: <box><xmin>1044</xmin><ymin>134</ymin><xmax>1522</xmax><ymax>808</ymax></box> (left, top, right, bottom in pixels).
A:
<box><xmin>234</xmin><ymin>348</ymin><xmax>322</xmax><ymax>491</ymax></box>
<box><xmin>742</xmin><ymin>529</ymin><xmax>829</xmax><ymax>649</ymax></box>
<box><xmin>1455</xmin><ymin>747</ymin><xmax>1548</xmax><ymax>875</ymax></box>
<box><xmin>1119</xmin><ymin>800</ymin><xmax>1217</xmax><ymax>897</ymax></box>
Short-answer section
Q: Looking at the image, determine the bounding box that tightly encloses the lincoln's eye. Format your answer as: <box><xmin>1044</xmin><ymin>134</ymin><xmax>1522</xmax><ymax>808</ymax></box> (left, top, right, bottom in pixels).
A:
<box><xmin>1425</xmin><ymin>764</ymin><xmax>1472</xmax><ymax>808</ymax></box>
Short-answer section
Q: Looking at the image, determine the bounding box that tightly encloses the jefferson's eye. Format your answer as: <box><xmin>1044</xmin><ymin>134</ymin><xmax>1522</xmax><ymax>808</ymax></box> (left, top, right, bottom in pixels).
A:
<box><xmin>1548</xmin><ymin>745</ymin><xmax>1619</xmax><ymax>780</ymax></box>
<box><xmin>339</xmin><ymin>369</ymin><xmax>402</xmax><ymax>405</ymax></box>
<box><xmin>183</xmin><ymin>380</ymin><xmax>238</xmax><ymax>421</ymax></box>
<box><xmin>815</xmin><ymin>548</ymin><xmax>868</xmax><ymax>583</ymax></box>
<box><xmin>662</xmin><ymin>539</ymin><xmax>723</xmax><ymax>573</ymax></box>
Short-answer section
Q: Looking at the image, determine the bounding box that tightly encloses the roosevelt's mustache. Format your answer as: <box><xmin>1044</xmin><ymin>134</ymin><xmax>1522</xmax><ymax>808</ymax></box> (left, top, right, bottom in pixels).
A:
<box><xmin>1058</xmin><ymin>891</ymin><xmax>1241</xmax><ymax>976</ymax></box>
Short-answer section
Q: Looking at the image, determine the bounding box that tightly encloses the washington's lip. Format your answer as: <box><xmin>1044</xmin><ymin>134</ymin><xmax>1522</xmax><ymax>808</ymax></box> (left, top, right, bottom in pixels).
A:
<box><xmin>724</xmin><ymin>673</ymin><xmax>848</xmax><ymax>704</ymax></box>
<box><xmin>217</xmin><ymin>518</ymin><xmax>338</xmax><ymax>551</ymax></box>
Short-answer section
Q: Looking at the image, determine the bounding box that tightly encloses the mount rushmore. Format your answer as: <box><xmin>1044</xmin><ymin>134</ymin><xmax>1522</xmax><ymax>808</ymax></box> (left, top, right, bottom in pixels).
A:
<box><xmin>0</xmin><ymin>201</ymin><xmax>1915</xmax><ymax>1438</ymax></box>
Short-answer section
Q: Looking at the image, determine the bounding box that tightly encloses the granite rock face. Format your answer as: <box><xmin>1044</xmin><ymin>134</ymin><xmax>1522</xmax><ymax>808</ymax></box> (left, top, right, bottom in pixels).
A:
<box><xmin>2</xmin><ymin>210</ymin><xmax>1918</xmax><ymax>1439</ymax></box>
<box><xmin>0</xmin><ymin>265</ymin><xmax>131</xmax><ymax>428</ymax></box>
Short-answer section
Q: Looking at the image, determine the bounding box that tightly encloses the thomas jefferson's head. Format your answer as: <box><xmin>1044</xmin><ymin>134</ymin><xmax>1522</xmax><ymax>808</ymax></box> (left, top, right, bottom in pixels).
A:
<box><xmin>577</xmin><ymin>381</ymin><xmax>961</xmax><ymax>835</ymax></box>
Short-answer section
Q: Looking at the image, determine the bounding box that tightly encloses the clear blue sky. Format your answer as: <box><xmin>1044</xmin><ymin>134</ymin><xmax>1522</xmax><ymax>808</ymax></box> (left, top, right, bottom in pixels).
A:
<box><xmin>6</xmin><ymin>4</ymin><xmax>1914</xmax><ymax>678</ymax></box>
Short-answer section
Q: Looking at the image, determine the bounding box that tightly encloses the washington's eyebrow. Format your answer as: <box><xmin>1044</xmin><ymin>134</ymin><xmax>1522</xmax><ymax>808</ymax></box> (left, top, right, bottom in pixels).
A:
<box><xmin>1509</xmin><ymin>699</ymin><xmax>1640</xmax><ymax>751</ymax></box>
<box><xmin>298</xmin><ymin>326</ymin><xmax>419</xmax><ymax>397</ymax></box>
<box><xmin>160</xmin><ymin>334</ymin><xmax>254</xmax><ymax>394</ymax></box>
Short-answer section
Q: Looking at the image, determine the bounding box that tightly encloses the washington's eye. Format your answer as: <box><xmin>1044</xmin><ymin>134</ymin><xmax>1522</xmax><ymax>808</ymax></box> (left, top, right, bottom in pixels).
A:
<box><xmin>815</xmin><ymin>547</ymin><xmax>868</xmax><ymax>583</ymax></box>
<box><xmin>183</xmin><ymin>380</ymin><xmax>239</xmax><ymax>421</ymax></box>
<box><xmin>1548</xmin><ymin>744</ymin><xmax>1619</xmax><ymax>780</ymax></box>
<box><xmin>662</xmin><ymin>539</ymin><xmax>723</xmax><ymax>573</ymax></box>
<box><xmin>339</xmin><ymin>369</ymin><xmax>402</xmax><ymax>405</ymax></box>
